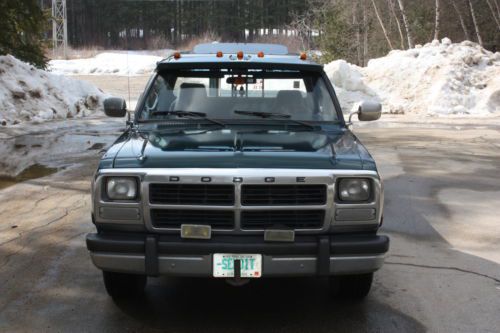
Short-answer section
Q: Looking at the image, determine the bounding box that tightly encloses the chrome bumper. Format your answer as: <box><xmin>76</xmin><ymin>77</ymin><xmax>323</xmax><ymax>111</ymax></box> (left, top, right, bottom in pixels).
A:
<box><xmin>87</xmin><ymin>233</ymin><xmax>389</xmax><ymax>277</ymax></box>
<box><xmin>90</xmin><ymin>252</ymin><xmax>385</xmax><ymax>277</ymax></box>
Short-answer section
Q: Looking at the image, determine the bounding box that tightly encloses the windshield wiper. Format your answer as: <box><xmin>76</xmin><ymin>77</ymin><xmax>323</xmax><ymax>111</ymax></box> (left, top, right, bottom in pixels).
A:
<box><xmin>234</xmin><ymin>110</ymin><xmax>317</xmax><ymax>131</ymax></box>
<box><xmin>145</xmin><ymin>110</ymin><xmax>226</xmax><ymax>128</ymax></box>
<box><xmin>234</xmin><ymin>110</ymin><xmax>290</xmax><ymax>119</ymax></box>
<box><xmin>151</xmin><ymin>110</ymin><xmax>206</xmax><ymax>117</ymax></box>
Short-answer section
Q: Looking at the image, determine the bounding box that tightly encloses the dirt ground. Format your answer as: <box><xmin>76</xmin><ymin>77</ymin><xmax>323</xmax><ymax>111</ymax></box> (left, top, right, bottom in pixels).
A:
<box><xmin>0</xmin><ymin>76</ymin><xmax>499</xmax><ymax>332</ymax></box>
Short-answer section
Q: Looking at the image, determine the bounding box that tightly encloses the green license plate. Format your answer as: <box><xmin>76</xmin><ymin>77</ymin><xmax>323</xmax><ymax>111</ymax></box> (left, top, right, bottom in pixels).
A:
<box><xmin>213</xmin><ymin>253</ymin><xmax>262</xmax><ymax>278</ymax></box>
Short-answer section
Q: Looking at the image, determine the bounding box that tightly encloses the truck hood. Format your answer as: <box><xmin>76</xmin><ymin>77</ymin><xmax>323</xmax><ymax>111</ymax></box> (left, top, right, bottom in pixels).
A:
<box><xmin>100</xmin><ymin>127</ymin><xmax>376</xmax><ymax>171</ymax></box>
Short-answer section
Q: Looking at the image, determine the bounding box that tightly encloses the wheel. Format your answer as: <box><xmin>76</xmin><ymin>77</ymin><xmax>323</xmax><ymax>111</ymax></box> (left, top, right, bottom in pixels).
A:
<box><xmin>102</xmin><ymin>271</ymin><xmax>146</xmax><ymax>299</ymax></box>
<box><xmin>329</xmin><ymin>273</ymin><xmax>373</xmax><ymax>300</ymax></box>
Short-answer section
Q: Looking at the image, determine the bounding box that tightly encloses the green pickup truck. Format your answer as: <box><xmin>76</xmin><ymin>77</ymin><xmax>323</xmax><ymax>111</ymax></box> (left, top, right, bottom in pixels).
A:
<box><xmin>86</xmin><ymin>43</ymin><xmax>389</xmax><ymax>300</ymax></box>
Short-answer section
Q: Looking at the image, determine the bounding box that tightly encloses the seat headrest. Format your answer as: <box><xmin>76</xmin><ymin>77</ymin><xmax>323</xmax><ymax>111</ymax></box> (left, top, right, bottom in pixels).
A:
<box><xmin>274</xmin><ymin>90</ymin><xmax>307</xmax><ymax>118</ymax></box>
<box><xmin>174</xmin><ymin>82</ymin><xmax>207</xmax><ymax>111</ymax></box>
<box><xmin>276</xmin><ymin>90</ymin><xmax>304</xmax><ymax>102</ymax></box>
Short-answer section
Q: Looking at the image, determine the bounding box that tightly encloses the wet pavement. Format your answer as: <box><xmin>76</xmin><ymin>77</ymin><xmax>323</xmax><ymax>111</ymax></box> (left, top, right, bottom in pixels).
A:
<box><xmin>0</xmin><ymin>118</ymin><xmax>499</xmax><ymax>332</ymax></box>
<box><xmin>0</xmin><ymin>164</ymin><xmax>57</xmax><ymax>190</ymax></box>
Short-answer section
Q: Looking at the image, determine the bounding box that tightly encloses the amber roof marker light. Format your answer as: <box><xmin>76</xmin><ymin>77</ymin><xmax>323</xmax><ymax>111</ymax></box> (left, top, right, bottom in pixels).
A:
<box><xmin>237</xmin><ymin>51</ymin><xmax>244</xmax><ymax>60</ymax></box>
<box><xmin>299</xmin><ymin>52</ymin><xmax>307</xmax><ymax>60</ymax></box>
<box><xmin>173</xmin><ymin>51</ymin><xmax>181</xmax><ymax>60</ymax></box>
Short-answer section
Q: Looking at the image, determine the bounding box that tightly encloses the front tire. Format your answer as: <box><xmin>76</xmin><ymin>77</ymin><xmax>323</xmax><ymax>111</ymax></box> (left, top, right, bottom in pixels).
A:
<box><xmin>329</xmin><ymin>273</ymin><xmax>373</xmax><ymax>299</ymax></box>
<box><xmin>102</xmin><ymin>271</ymin><xmax>146</xmax><ymax>299</ymax></box>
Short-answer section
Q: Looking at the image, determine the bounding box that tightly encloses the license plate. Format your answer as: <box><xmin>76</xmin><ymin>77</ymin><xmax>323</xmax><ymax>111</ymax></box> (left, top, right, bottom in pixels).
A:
<box><xmin>213</xmin><ymin>254</ymin><xmax>262</xmax><ymax>278</ymax></box>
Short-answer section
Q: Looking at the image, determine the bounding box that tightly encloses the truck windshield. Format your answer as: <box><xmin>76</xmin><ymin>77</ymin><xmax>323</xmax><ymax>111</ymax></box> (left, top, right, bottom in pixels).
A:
<box><xmin>139</xmin><ymin>68</ymin><xmax>339</xmax><ymax>122</ymax></box>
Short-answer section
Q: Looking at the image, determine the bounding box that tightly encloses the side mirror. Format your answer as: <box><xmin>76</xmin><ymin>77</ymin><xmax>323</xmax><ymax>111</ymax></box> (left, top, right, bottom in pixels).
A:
<box><xmin>358</xmin><ymin>101</ymin><xmax>382</xmax><ymax>121</ymax></box>
<box><xmin>104</xmin><ymin>97</ymin><xmax>127</xmax><ymax>117</ymax></box>
<box><xmin>348</xmin><ymin>101</ymin><xmax>382</xmax><ymax>124</ymax></box>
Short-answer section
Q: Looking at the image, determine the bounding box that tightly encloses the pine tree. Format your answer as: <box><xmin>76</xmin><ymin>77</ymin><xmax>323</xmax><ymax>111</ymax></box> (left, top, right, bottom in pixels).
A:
<box><xmin>0</xmin><ymin>0</ymin><xmax>48</xmax><ymax>68</ymax></box>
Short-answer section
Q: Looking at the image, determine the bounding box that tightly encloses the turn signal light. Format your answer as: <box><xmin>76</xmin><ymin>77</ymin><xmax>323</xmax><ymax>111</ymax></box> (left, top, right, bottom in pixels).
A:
<box><xmin>216</xmin><ymin>51</ymin><xmax>223</xmax><ymax>58</ymax></box>
<box><xmin>173</xmin><ymin>52</ymin><xmax>181</xmax><ymax>60</ymax></box>
<box><xmin>237</xmin><ymin>51</ymin><xmax>244</xmax><ymax>60</ymax></box>
<box><xmin>234</xmin><ymin>76</ymin><xmax>245</xmax><ymax>85</ymax></box>
<box><xmin>299</xmin><ymin>52</ymin><xmax>307</xmax><ymax>60</ymax></box>
<box><xmin>257</xmin><ymin>51</ymin><xmax>264</xmax><ymax>58</ymax></box>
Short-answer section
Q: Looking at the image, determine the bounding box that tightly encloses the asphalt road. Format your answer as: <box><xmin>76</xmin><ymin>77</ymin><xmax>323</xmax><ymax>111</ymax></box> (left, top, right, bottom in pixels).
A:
<box><xmin>1</xmin><ymin>117</ymin><xmax>499</xmax><ymax>332</ymax></box>
<box><xmin>0</xmin><ymin>115</ymin><xmax>500</xmax><ymax>332</ymax></box>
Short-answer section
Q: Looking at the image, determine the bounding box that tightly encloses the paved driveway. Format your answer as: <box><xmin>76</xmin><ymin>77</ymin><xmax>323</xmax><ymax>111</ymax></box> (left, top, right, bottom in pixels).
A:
<box><xmin>0</xmin><ymin>118</ymin><xmax>499</xmax><ymax>332</ymax></box>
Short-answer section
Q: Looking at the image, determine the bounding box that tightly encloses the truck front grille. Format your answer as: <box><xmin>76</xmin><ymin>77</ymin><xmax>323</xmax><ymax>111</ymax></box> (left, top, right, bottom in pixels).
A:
<box><xmin>241</xmin><ymin>185</ymin><xmax>327</xmax><ymax>206</ymax></box>
<box><xmin>241</xmin><ymin>210</ymin><xmax>325</xmax><ymax>230</ymax></box>
<box><xmin>150</xmin><ymin>184</ymin><xmax>234</xmax><ymax>205</ymax></box>
<box><xmin>151</xmin><ymin>209</ymin><xmax>234</xmax><ymax>229</ymax></box>
<box><xmin>148</xmin><ymin>182</ymin><xmax>329</xmax><ymax>231</ymax></box>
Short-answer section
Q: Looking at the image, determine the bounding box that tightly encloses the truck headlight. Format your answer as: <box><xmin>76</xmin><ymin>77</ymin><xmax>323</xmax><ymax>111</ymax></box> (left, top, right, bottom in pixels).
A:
<box><xmin>338</xmin><ymin>178</ymin><xmax>371</xmax><ymax>202</ymax></box>
<box><xmin>106</xmin><ymin>177</ymin><xmax>138</xmax><ymax>200</ymax></box>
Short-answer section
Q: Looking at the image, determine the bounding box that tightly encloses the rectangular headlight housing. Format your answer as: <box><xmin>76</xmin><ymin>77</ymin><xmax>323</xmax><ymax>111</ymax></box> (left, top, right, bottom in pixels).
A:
<box><xmin>338</xmin><ymin>178</ymin><xmax>371</xmax><ymax>202</ymax></box>
<box><xmin>106</xmin><ymin>177</ymin><xmax>138</xmax><ymax>200</ymax></box>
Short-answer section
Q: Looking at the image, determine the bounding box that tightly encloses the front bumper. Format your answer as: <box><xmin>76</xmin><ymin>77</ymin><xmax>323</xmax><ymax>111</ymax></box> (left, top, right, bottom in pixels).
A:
<box><xmin>86</xmin><ymin>233</ymin><xmax>389</xmax><ymax>277</ymax></box>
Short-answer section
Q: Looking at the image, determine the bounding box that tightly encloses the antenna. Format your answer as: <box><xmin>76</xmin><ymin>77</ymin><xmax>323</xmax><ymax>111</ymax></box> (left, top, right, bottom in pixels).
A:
<box><xmin>124</xmin><ymin>29</ymin><xmax>132</xmax><ymax>114</ymax></box>
<box><xmin>126</xmin><ymin>50</ymin><xmax>131</xmax><ymax>109</ymax></box>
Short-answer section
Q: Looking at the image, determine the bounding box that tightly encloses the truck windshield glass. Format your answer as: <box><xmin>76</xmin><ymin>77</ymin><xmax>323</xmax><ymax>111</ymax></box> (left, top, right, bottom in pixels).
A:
<box><xmin>139</xmin><ymin>68</ymin><xmax>339</xmax><ymax>122</ymax></box>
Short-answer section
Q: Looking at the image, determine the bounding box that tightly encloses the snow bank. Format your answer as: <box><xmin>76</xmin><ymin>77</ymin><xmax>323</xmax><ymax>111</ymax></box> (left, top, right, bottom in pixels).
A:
<box><xmin>49</xmin><ymin>52</ymin><xmax>163</xmax><ymax>76</ymax></box>
<box><xmin>324</xmin><ymin>60</ymin><xmax>380</xmax><ymax>113</ymax></box>
<box><xmin>0</xmin><ymin>55</ymin><xmax>107</xmax><ymax>125</ymax></box>
<box><xmin>325</xmin><ymin>38</ymin><xmax>500</xmax><ymax>116</ymax></box>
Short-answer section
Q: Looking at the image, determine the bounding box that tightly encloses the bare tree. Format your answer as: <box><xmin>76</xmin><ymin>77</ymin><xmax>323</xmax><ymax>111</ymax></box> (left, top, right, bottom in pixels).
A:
<box><xmin>467</xmin><ymin>0</ymin><xmax>483</xmax><ymax>46</ymax></box>
<box><xmin>433</xmin><ymin>0</ymin><xmax>440</xmax><ymax>40</ymax></box>
<box><xmin>485</xmin><ymin>0</ymin><xmax>500</xmax><ymax>30</ymax></box>
<box><xmin>451</xmin><ymin>0</ymin><xmax>471</xmax><ymax>40</ymax></box>
<box><xmin>363</xmin><ymin>0</ymin><xmax>369</xmax><ymax>66</ymax></box>
<box><xmin>397</xmin><ymin>0</ymin><xmax>414</xmax><ymax>48</ymax></box>
<box><xmin>388</xmin><ymin>0</ymin><xmax>405</xmax><ymax>48</ymax></box>
<box><xmin>288</xmin><ymin>11</ymin><xmax>314</xmax><ymax>51</ymax></box>
<box><xmin>352</xmin><ymin>1</ymin><xmax>363</xmax><ymax>65</ymax></box>
<box><xmin>493</xmin><ymin>0</ymin><xmax>500</xmax><ymax>18</ymax></box>
<box><xmin>371</xmin><ymin>0</ymin><xmax>393</xmax><ymax>49</ymax></box>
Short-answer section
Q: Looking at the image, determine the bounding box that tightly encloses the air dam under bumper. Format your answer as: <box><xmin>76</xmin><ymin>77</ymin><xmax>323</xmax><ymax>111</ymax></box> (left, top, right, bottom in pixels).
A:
<box><xmin>86</xmin><ymin>233</ymin><xmax>389</xmax><ymax>277</ymax></box>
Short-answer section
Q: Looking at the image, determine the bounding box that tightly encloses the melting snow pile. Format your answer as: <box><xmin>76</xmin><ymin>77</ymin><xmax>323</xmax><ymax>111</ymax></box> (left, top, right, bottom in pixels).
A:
<box><xmin>0</xmin><ymin>55</ymin><xmax>107</xmax><ymax>125</ymax></box>
<box><xmin>324</xmin><ymin>60</ymin><xmax>380</xmax><ymax>113</ymax></box>
<box><xmin>326</xmin><ymin>38</ymin><xmax>500</xmax><ymax>116</ymax></box>
<box><xmin>49</xmin><ymin>52</ymin><xmax>163</xmax><ymax>76</ymax></box>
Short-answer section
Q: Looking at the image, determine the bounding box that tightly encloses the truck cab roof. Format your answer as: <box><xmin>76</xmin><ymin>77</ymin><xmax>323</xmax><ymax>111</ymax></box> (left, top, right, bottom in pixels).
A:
<box><xmin>156</xmin><ymin>43</ymin><xmax>322</xmax><ymax>71</ymax></box>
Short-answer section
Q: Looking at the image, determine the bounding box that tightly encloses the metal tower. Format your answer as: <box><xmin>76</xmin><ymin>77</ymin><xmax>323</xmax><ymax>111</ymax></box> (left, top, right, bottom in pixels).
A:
<box><xmin>52</xmin><ymin>0</ymin><xmax>68</xmax><ymax>58</ymax></box>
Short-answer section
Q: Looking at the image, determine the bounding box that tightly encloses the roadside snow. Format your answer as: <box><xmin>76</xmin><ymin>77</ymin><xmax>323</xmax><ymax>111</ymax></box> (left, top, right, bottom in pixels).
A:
<box><xmin>7</xmin><ymin>40</ymin><xmax>497</xmax><ymax>124</ymax></box>
<box><xmin>324</xmin><ymin>60</ymin><xmax>380</xmax><ymax>113</ymax></box>
<box><xmin>325</xmin><ymin>39</ymin><xmax>500</xmax><ymax>116</ymax></box>
<box><xmin>0</xmin><ymin>55</ymin><xmax>107</xmax><ymax>125</ymax></box>
<box><xmin>49</xmin><ymin>52</ymin><xmax>163</xmax><ymax>76</ymax></box>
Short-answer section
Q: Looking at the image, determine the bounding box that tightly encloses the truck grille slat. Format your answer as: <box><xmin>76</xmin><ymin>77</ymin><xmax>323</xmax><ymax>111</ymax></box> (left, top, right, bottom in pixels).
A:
<box><xmin>150</xmin><ymin>184</ymin><xmax>234</xmax><ymax>205</ymax></box>
<box><xmin>241</xmin><ymin>210</ymin><xmax>324</xmax><ymax>229</ymax></box>
<box><xmin>151</xmin><ymin>209</ymin><xmax>234</xmax><ymax>229</ymax></box>
<box><xmin>241</xmin><ymin>185</ymin><xmax>326</xmax><ymax>205</ymax></box>
<box><xmin>148</xmin><ymin>183</ymin><xmax>327</xmax><ymax>231</ymax></box>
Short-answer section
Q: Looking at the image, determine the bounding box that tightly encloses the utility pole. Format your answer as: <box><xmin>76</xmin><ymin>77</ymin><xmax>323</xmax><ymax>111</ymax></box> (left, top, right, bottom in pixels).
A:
<box><xmin>52</xmin><ymin>0</ymin><xmax>68</xmax><ymax>58</ymax></box>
